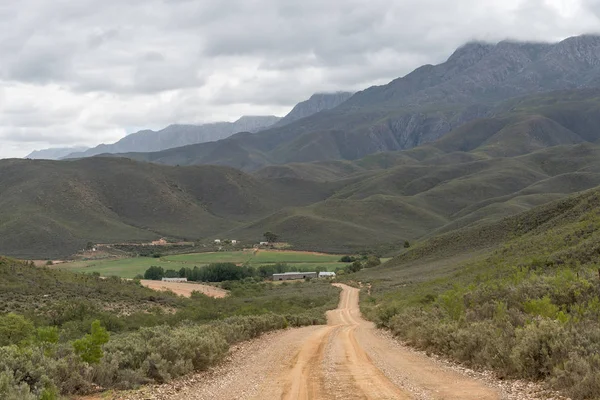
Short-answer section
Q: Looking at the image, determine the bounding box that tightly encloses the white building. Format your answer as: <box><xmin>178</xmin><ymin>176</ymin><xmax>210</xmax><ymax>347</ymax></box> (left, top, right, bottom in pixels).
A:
<box><xmin>214</xmin><ymin>239</ymin><xmax>221</xmax><ymax>244</ymax></box>
<box><xmin>319</xmin><ymin>271</ymin><xmax>336</xmax><ymax>278</ymax></box>
<box><xmin>161</xmin><ymin>277</ymin><xmax>187</xmax><ymax>282</ymax></box>
<box><xmin>231</xmin><ymin>240</ymin><xmax>238</xmax><ymax>245</ymax></box>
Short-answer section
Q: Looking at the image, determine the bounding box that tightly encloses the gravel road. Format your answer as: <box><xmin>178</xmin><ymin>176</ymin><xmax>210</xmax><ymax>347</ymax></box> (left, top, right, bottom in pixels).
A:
<box><xmin>105</xmin><ymin>284</ymin><xmax>567</xmax><ymax>400</ymax></box>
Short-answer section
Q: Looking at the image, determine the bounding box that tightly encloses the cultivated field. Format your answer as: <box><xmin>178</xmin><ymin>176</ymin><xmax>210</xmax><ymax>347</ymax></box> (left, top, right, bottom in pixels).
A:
<box><xmin>57</xmin><ymin>250</ymin><xmax>350</xmax><ymax>278</ymax></box>
<box><xmin>57</xmin><ymin>257</ymin><xmax>194</xmax><ymax>278</ymax></box>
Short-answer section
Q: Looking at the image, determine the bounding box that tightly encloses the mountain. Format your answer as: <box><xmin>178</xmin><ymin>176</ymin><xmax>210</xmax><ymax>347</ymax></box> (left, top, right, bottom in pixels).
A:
<box><xmin>272</xmin><ymin>92</ymin><xmax>354</xmax><ymax>127</ymax></box>
<box><xmin>5</xmin><ymin>119</ymin><xmax>600</xmax><ymax>258</ymax></box>
<box><xmin>109</xmin><ymin>35</ymin><xmax>600</xmax><ymax>170</ymax></box>
<box><xmin>25</xmin><ymin>146</ymin><xmax>89</xmax><ymax>160</ymax></box>
<box><xmin>105</xmin><ymin>87</ymin><xmax>600</xmax><ymax>171</ymax></box>
<box><xmin>63</xmin><ymin>115</ymin><xmax>281</xmax><ymax>159</ymax></box>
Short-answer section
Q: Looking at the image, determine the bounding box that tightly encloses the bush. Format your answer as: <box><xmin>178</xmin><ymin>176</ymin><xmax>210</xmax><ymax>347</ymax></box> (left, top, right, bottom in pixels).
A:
<box><xmin>0</xmin><ymin>314</ymin><xmax>34</xmax><ymax>346</ymax></box>
<box><xmin>73</xmin><ymin>320</ymin><xmax>110</xmax><ymax>364</ymax></box>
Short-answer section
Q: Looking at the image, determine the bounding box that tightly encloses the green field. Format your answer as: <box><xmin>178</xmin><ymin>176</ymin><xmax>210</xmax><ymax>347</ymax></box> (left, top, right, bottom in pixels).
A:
<box><xmin>59</xmin><ymin>250</ymin><xmax>348</xmax><ymax>278</ymax></box>
<box><xmin>163</xmin><ymin>250</ymin><xmax>340</xmax><ymax>264</ymax></box>
<box><xmin>58</xmin><ymin>257</ymin><xmax>195</xmax><ymax>279</ymax></box>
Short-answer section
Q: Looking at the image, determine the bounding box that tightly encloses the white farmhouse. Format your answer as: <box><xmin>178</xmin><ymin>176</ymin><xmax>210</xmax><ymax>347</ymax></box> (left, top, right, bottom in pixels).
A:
<box><xmin>214</xmin><ymin>239</ymin><xmax>221</xmax><ymax>244</ymax></box>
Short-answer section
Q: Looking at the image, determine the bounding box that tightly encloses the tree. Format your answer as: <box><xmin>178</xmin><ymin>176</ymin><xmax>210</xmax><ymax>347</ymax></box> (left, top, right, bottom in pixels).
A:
<box><xmin>163</xmin><ymin>269</ymin><xmax>179</xmax><ymax>278</ymax></box>
<box><xmin>85</xmin><ymin>241</ymin><xmax>95</xmax><ymax>250</ymax></box>
<box><xmin>263</xmin><ymin>231</ymin><xmax>278</xmax><ymax>243</ymax></box>
<box><xmin>73</xmin><ymin>320</ymin><xmax>109</xmax><ymax>364</ymax></box>
<box><xmin>144</xmin><ymin>266</ymin><xmax>165</xmax><ymax>280</ymax></box>
<box><xmin>404</xmin><ymin>240</ymin><xmax>411</xmax><ymax>248</ymax></box>
<box><xmin>365</xmin><ymin>255</ymin><xmax>381</xmax><ymax>268</ymax></box>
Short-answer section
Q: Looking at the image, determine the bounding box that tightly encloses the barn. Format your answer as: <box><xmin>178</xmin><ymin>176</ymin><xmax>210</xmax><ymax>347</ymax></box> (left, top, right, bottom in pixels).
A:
<box><xmin>272</xmin><ymin>272</ymin><xmax>317</xmax><ymax>281</ymax></box>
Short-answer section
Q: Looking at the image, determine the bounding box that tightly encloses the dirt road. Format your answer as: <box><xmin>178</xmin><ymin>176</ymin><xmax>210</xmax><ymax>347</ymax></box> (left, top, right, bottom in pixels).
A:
<box><xmin>258</xmin><ymin>283</ymin><xmax>499</xmax><ymax>400</ymax></box>
<box><xmin>121</xmin><ymin>283</ymin><xmax>502</xmax><ymax>400</ymax></box>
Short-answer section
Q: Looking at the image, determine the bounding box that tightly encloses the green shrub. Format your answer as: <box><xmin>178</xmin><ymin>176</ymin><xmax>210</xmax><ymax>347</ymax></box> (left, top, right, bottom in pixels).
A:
<box><xmin>0</xmin><ymin>314</ymin><xmax>34</xmax><ymax>346</ymax></box>
<box><xmin>73</xmin><ymin>320</ymin><xmax>110</xmax><ymax>364</ymax></box>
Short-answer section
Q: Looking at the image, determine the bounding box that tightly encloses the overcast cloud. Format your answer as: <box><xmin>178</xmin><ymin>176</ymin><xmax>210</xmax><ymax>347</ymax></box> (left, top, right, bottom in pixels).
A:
<box><xmin>1</xmin><ymin>0</ymin><xmax>599</xmax><ymax>158</ymax></box>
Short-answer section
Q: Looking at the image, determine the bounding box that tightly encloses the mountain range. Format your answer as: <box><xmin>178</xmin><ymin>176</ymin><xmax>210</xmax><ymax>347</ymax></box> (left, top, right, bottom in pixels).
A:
<box><xmin>105</xmin><ymin>35</ymin><xmax>600</xmax><ymax>171</ymax></box>
<box><xmin>5</xmin><ymin>34</ymin><xmax>600</xmax><ymax>259</ymax></box>
<box><xmin>26</xmin><ymin>92</ymin><xmax>354</xmax><ymax>160</ymax></box>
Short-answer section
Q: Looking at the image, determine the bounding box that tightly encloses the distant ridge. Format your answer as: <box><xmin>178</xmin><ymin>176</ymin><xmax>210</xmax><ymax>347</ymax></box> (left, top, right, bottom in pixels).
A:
<box><xmin>62</xmin><ymin>115</ymin><xmax>281</xmax><ymax>159</ymax></box>
<box><xmin>25</xmin><ymin>146</ymin><xmax>89</xmax><ymax>160</ymax></box>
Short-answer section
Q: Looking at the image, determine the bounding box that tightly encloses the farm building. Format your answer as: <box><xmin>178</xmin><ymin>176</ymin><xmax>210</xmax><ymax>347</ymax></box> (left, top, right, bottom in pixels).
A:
<box><xmin>272</xmin><ymin>272</ymin><xmax>317</xmax><ymax>281</ymax></box>
<box><xmin>152</xmin><ymin>238</ymin><xmax>168</xmax><ymax>245</ymax></box>
<box><xmin>319</xmin><ymin>271</ymin><xmax>336</xmax><ymax>278</ymax></box>
<box><xmin>259</xmin><ymin>241</ymin><xmax>269</xmax><ymax>246</ymax></box>
<box><xmin>231</xmin><ymin>240</ymin><xmax>238</xmax><ymax>244</ymax></box>
<box><xmin>214</xmin><ymin>239</ymin><xmax>221</xmax><ymax>244</ymax></box>
<box><xmin>161</xmin><ymin>277</ymin><xmax>187</xmax><ymax>282</ymax></box>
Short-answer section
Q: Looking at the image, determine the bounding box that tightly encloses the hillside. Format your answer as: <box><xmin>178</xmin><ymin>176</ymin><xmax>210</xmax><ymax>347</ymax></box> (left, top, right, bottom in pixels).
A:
<box><xmin>355</xmin><ymin>185</ymin><xmax>600</xmax><ymax>399</ymax></box>
<box><xmin>0</xmin><ymin>256</ymin><xmax>339</xmax><ymax>398</ymax></box>
<box><xmin>107</xmin><ymin>35</ymin><xmax>600</xmax><ymax>170</ymax></box>
<box><xmin>5</xmin><ymin>133</ymin><xmax>600</xmax><ymax>258</ymax></box>
<box><xmin>0</xmin><ymin>157</ymin><xmax>337</xmax><ymax>258</ymax></box>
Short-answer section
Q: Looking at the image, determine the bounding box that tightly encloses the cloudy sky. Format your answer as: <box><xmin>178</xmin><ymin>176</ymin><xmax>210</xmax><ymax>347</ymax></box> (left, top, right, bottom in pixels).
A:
<box><xmin>1</xmin><ymin>0</ymin><xmax>599</xmax><ymax>158</ymax></box>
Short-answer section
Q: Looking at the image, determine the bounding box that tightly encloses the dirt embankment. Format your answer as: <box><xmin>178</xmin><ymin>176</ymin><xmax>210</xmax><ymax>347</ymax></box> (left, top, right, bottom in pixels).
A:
<box><xmin>140</xmin><ymin>280</ymin><xmax>228</xmax><ymax>298</ymax></box>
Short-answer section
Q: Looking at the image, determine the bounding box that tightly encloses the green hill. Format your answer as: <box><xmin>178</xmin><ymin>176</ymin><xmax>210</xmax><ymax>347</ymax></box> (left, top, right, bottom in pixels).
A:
<box><xmin>6</xmin><ymin>140</ymin><xmax>600</xmax><ymax>258</ymax></box>
<box><xmin>355</xmin><ymin>186</ymin><xmax>600</xmax><ymax>399</ymax></box>
<box><xmin>0</xmin><ymin>158</ymin><xmax>335</xmax><ymax>258</ymax></box>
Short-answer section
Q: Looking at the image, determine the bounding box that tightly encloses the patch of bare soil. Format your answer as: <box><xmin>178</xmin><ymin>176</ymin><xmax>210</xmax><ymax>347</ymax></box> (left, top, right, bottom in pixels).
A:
<box><xmin>140</xmin><ymin>280</ymin><xmax>228</xmax><ymax>298</ymax></box>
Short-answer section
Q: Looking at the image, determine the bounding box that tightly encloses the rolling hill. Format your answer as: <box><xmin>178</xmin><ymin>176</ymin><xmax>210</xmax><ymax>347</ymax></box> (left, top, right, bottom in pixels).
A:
<box><xmin>355</xmin><ymin>183</ymin><xmax>600</xmax><ymax>399</ymax></box>
<box><xmin>6</xmin><ymin>134</ymin><xmax>600</xmax><ymax>258</ymax></box>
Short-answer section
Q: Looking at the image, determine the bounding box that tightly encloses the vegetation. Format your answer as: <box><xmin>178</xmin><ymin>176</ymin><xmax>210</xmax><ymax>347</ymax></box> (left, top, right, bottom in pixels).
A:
<box><xmin>59</xmin><ymin>250</ymin><xmax>344</xmax><ymax>278</ymax></box>
<box><xmin>143</xmin><ymin>262</ymin><xmax>335</xmax><ymax>283</ymax></box>
<box><xmin>356</xmin><ymin>188</ymin><xmax>600</xmax><ymax>399</ymax></box>
<box><xmin>263</xmin><ymin>231</ymin><xmax>279</xmax><ymax>243</ymax></box>
<box><xmin>0</xmin><ymin>257</ymin><xmax>340</xmax><ymax>398</ymax></box>
<box><xmin>6</xmin><ymin>105</ymin><xmax>600</xmax><ymax>259</ymax></box>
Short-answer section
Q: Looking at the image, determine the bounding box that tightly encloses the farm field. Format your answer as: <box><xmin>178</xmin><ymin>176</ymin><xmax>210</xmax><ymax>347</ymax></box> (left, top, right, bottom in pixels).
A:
<box><xmin>57</xmin><ymin>257</ymin><xmax>194</xmax><ymax>278</ymax></box>
<box><xmin>58</xmin><ymin>250</ymin><xmax>354</xmax><ymax>278</ymax></box>
<box><xmin>163</xmin><ymin>249</ymin><xmax>341</xmax><ymax>265</ymax></box>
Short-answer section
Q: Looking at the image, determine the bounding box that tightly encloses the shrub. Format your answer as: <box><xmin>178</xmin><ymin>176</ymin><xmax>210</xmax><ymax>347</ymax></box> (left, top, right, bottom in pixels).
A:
<box><xmin>73</xmin><ymin>320</ymin><xmax>110</xmax><ymax>364</ymax></box>
<box><xmin>0</xmin><ymin>314</ymin><xmax>34</xmax><ymax>346</ymax></box>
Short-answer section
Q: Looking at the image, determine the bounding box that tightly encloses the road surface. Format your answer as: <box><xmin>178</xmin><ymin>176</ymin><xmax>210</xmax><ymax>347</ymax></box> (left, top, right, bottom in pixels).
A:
<box><xmin>124</xmin><ymin>283</ymin><xmax>501</xmax><ymax>400</ymax></box>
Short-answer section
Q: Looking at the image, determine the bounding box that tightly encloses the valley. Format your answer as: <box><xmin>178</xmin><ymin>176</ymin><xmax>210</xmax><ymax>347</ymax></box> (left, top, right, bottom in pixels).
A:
<box><xmin>3</xmin><ymin>33</ymin><xmax>600</xmax><ymax>400</ymax></box>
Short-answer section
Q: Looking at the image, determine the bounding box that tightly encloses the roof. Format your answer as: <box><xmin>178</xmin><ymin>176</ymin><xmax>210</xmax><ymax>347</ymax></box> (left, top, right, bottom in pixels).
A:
<box><xmin>319</xmin><ymin>272</ymin><xmax>336</xmax><ymax>276</ymax></box>
<box><xmin>273</xmin><ymin>272</ymin><xmax>317</xmax><ymax>275</ymax></box>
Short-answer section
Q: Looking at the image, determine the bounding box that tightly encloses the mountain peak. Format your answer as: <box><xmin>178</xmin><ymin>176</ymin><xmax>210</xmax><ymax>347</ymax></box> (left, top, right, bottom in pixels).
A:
<box><xmin>273</xmin><ymin>92</ymin><xmax>354</xmax><ymax>127</ymax></box>
<box><xmin>446</xmin><ymin>41</ymin><xmax>495</xmax><ymax>64</ymax></box>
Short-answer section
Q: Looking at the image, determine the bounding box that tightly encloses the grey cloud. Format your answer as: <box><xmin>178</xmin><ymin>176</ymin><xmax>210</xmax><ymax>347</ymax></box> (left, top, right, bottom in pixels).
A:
<box><xmin>1</xmin><ymin>0</ymin><xmax>600</xmax><ymax>158</ymax></box>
